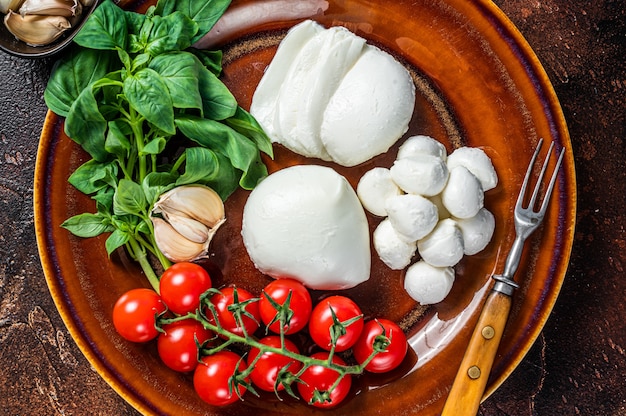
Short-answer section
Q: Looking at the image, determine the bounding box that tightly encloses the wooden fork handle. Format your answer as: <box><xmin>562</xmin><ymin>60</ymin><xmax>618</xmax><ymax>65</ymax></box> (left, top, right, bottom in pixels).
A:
<box><xmin>440</xmin><ymin>289</ymin><xmax>512</xmax><ymax>416</ymax></box>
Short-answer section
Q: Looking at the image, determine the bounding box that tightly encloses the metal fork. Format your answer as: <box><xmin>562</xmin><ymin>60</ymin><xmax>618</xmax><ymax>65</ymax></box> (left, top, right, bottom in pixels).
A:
<box><xmin>441</xmin><ymin>139</ymin><xmax>565</xmax><ymax>416</ymax></box>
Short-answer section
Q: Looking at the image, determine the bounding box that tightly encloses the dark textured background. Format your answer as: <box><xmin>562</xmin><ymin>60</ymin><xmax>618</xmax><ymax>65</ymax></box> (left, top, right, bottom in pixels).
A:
<box><xmin>0</xmin><ymin>0</ymin><xmax>624</xmax><ymax>415</ymax></box>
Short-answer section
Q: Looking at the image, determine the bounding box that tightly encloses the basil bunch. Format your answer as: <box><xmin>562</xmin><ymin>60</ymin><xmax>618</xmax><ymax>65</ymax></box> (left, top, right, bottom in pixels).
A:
<box><xmin>44</xmin><ymin>0</ymin><xmax>273</xmax><ymax>285</ymax></box>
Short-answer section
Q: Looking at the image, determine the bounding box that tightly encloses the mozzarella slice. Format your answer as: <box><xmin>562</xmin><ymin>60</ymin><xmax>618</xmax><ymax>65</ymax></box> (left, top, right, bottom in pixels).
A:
<box><xmin>241</xmin><ymin>165</ymin><xmax>371</xmax><ymax>290</ymax></box>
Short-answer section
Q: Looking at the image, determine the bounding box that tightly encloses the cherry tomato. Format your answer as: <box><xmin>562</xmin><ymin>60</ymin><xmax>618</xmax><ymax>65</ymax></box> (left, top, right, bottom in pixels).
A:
<box><xmin>297</xmin><ymin>351</ymin><xmax>352</xmax><ymax>408</ymax></box>
<box><xmin>309</xmin><ymin>295</ymin><xmax>364</xmax><ymax>352</ymax></box>
<box><xmin>353</xmin><ymin>318</ymin><xmax>408</xmax><ymax>373</ymax></box>
<box><xmin>247</xmin><ymin>335</ymin><xmax>303</xmax><ymax>392</ymax></box>
<box><xmin>159</xmin><ymin>262</ymin><xmax>212</xmax><ymax>315</ymax></box>
<box><xmin>207</xmin><ymin>286</ymin><xmax>260</xmax><ymax>337</ymax></box>
<box><xmin>259</xmin><ymin>279</ymin><xmax>312</xmax><ymax>335</ymax></box>
<box><xmin>193</xmin><ymin>351</ymin><xmax>248</xmax><ymax>406</ymax></box>
<box><xmin>157</xmin><ymin>319</ymin><xmax>213</xmax><ymax>372</ymax></box>
<box><xmin>112</xmin><ymin>288</ymin><xmax>165</xmax><ymax>343</ymax></box>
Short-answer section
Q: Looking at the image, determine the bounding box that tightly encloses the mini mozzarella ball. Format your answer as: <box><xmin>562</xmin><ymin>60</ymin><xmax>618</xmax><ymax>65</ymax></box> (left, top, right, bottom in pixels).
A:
<box><xmin>447</xmin><ymin>146</ymin><xmax>498</xmax><ymax>191</ymax></box>
<box><xmin>356</xmin><ymin>167</ymin><xmax>402</xmax><ymax>217</ymax></box>
<box><xmin>417</xmin><ymin>218</ymin><xmax>464</xmax><ymax>267</ymax></box>
<box><xmin>441</xmin><ymin>166</ymin><xmax>484</xmax><ymax>219</ymax></box>
<box><xmin>385</xmin><ymin>194</ymin><xmax>438</xmax><ymax>242</ymax></box>
<box><xmin>373</xmin><ymin>219</ymin><xmax>418</xmax><ymax>270</ymax></box>
<box><xmin>455</xmin><ymin>208</ymin><xmax>496</xmax><ymax>255</ymax></box>
<box><xmin>404</xmin><ymin>260</ymin><xmax>455</xmax><ymax>305</ymax></box>
<box><xmin>428</xmin><ymin>194</ymin><xmax>451</xmax><ymax>220</ymax></box>
<box><xmin>397</xmin><ymin>135</ymin><xmax>447</xmax><ymax>161</ymax></box>
<box><xmin>390</xmin><ymin>155</ymin><xmax>449</xmax><ymax>196</ymax></box>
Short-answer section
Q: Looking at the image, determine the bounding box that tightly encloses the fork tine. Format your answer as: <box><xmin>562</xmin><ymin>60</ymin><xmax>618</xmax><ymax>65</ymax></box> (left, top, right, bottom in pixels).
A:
<box><xmin>538</xmin><ymin>144</ymin><xmax>565</xmax><ymax>215</ymax></box>
<box><xmin>516</xmin><ymin>138</ymin><xmax>544</xmax><ymax>210</ymax></box>
<box><xmin>528</xmin><ymin>140</ymin><xmax>556</xmax><ymax>209</ymax></box>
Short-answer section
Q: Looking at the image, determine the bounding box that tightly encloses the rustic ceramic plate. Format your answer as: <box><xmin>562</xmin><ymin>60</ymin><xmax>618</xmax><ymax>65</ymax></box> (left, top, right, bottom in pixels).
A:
<box><xmin>34</xmin><ymin>0</ymin><xmax>576</xmax><ymax>415</ymax></box>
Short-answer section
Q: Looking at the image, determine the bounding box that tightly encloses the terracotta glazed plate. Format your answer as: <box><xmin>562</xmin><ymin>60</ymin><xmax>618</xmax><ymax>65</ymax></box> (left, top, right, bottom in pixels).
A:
<box><xmin>34</xmin><ymin>0</ymin><xmax>576</xmax><ymax>414</ymax></box>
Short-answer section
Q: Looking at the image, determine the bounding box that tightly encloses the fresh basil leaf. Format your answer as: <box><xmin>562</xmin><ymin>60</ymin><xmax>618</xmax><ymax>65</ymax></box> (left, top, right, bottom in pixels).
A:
<box><xmin>113</xmin><ymin>178</ymin><xmax>147</xmax><ymax>216</ymax></box>
<box><xmin>149</xmin><ymin>52</ymin><xmax>202</xmax><ymax>111</ymax></box>
<box><xmin>142</xmin><ymin>172</ymin><xmax>178</xmax><ymax>205</ymax></box>
<box><xmin>154</xmin><ymin>0</ymin><xmax>232</xmax><ymax>43</ymax></box>
<box><xmin>61</xmin><ymin>212</ymin><xmax>113</xmax><ymax>238</ymax></box>
<box><xmin>68</xmin><ymin>159</ymin><xmax>118</xmax><ymax>195</ymax></box>
<box><xmin>141</xmin><ymin>137</ymin><xmax>167</xmax><ymax>156</ymax></box>
<box><xmin>124</xmin><ymin>68</ymin><xmax>176</xmax><ymax>135</ymax></box>
<box><xmin>175</xmin><ymin>116</ymin><xmax>268</xmax><ymax>189</ymax></box>
<box><xmin>94</xmin><ymin>187</ymin><xmax>115</xmax><ymax>213</ymax></box>
<box><xmin>65</xmin><ymin>86</ymin><xmax>109</xmax><ymax>162</ymax></box>
<box><xmin>131</xmin><ymin>53</ymin><xmax>151</xmax><ymax>72</ymax></box>
<box><xmin>105</xmin><ymin>120</ymin><xmax>131</xmax><ymax>159</ymax></box>
<box><xmin>189</xmin><ymin>48</ymin><xmax>222</xmax><ymax>76</ymax></box>
<box><xmin>144</xmin><ymin>12</ymin><xmax>198</xmax><ymax>56</ymax></box>
<box><xmin>176</xmin><ymin>148</ymin><xmax>238</xmax><ymax>200</ymax></box>
<box><xmin>197</xmin><ymin>64</ymin><xmax>237</xmax><ymax>120</ymax></box>
<box><xmin>73</xmin><ymin>0</ymin><xmax>128</xmax><ymax>50</ymax></box>
<box><xmin>105</xmin><ymin>228</ymin><xmax>130</xmax><ymax>255</ymax></box>
<box><xmin>44</xmin><ymin>48</ymin><xmax>114</xmax><ymax>117</ymax></box>
<box><xmin>224</xmin><ymin>106</ymin><xmax>274</xmax><ymax>157</ymax></box>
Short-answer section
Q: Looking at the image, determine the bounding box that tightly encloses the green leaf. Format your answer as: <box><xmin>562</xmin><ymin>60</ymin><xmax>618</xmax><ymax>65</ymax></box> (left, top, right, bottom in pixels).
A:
<box><xmin>113</xmin><ymin>178</ymin><xmax>147</xmax><ymax>216</ymax></box>
<box><xmin>224</xmin><ymin>106</ymin><xmax>274</xmax><ymax>157</ymax></box>
<box><xmin>124</xmin><ymin>68</ymin><xmax>175</xmax><ymax>135</ymax></box>
<box><xmin>73</xmin><ymin>0</ymin><xmax>128</xmax><ymax>50</ymax></box>
<box><xmin>61</xmin><ymin>212</ymin><xmax>113</xmax><ymax>238</ymax></box>
<box><xmin>141</xmin><ymin>137</ymin><xmax>167</xmax><ymax>156</ymax></box>
<box><xmin>176</xmin><ymin>148</ymin><xmax>238</xmax><ymax>200</ymax></box>
<box><xmin>105</xmin><ymin>120</ymin><xmax>131</xmax><ymax>159</ymax></box>
<box><xmin>149</xmin><ymin>52</ymin><xmax>203</xmax><ymax>111</ymax></box>
<box><xmin>44</xmin><ymin>47</ymin><xmax>114</xmax><ymax>117</ymax></box>
<box><xmin>65</xmin><ymin>86</ymin><xmax>109</xmax><ymax>162</ymax></box>
<box><xmin>68</xmin><ymin>159</ymin><xmax>118</xmax><ymax>195</ymax></box>
<box><xmin>175</xmin><ymin>116</ymin><xmax>268</xmax><ymax>190</ymax></box>
<box><xmin>197</xmin><ymin>64</ymin><xmax>237</xmax><ymax>120</ymax></box>
<box><xmin>190</xmin><ymin>48</ymin><xmax>223</xmax><ymax>76</ymax></box>
<box><xmin>144</xmin><ymin>12</ymin><xmax>198</xmax><ymax>56</ymax></box>
<box><xmin>94</xmin><ymin>187</ymin><xmax>115</xmax><ymax>213</ymax></box>
<box><xmin>142</xmin><ymin>172</ymin><xmax>178</xmax><ymax>205</ymax></box>
<box><xmin>105</xmin><ymin>228</ymin><xmax>130</xmax><ymax>255</ymax></box>
<box><xmin>154</xmin><ymin>0</ymin><xmax>232</xmax><ymax>43</ymax></box>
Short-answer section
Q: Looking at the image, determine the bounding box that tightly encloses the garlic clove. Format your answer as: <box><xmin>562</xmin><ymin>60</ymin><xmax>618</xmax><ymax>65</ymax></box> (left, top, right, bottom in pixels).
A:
<box><xmin>0</xmin><ymin>0</ymin><xmax>24</xmax><ymax>14</ymax></box>
<box><xmin>19</xmin><ymin>0</ymin><xmax>82</xmax><ymax>17</ymax></box>
<box><xmin>161</xmin><ymin>211</ymin><xmax>210</xmax><ymax>244</ymax></box>
<box><xmin>4</xmin><ymin>11</ymin><xmax>71</xmax><ymax>46</ymax></box>
<box><xmin>154</xmin><ymin>185</ymin><xmax>225</xmax><ymax>229</ymax></box>
<box><xmin>152</xmin><ymin>217</ymin><xmax>208</xmax><ymax>263</ymax></box>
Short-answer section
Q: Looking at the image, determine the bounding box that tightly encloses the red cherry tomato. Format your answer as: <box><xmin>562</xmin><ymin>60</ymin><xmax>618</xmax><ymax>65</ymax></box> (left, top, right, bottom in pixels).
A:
<box><xmin>113</xmin><ymin>288</ymin><xmax>166</xmax><ymax>343</ymax></box>
<box><xmin>207</xmin><ymin>286</ymin><xmax>260</xmax><ymax>337</ymax></box>
<box><xmin>157</xmin><ymin>319</ymin><xmax>213</xmax><ymax>372</ymax></box>
<box><xmin>247</xmin><ymin>335</ymin><xmax>302</xmax><ymax>392</ymax></box>
<box><xmin>353</xmin><ymin>318</ymin><xmax>408</xmax><ymax>373</ymax></box>
<box><xmin>259</xmin><ymin>279</ymin><xmax>312</xmax><ymax>335</ymax></box>
<box><xmin>309</xmin><ymin>295</ymin><xmax>364</xmax><ymax>352</ymax></box>
<box><xmin>297</xmin><ymin>351</ymin><xmax>352</xmax><ymax>408</ymax></box>
<box><xmin>159</xmin><ymin>262</ymin><xmax>212</xmax><ymax>315</ymax></box>
<box><xmin>193</xmin><ymin>351</ymin><xmax>248</xmax><ymax>406</ymax></box>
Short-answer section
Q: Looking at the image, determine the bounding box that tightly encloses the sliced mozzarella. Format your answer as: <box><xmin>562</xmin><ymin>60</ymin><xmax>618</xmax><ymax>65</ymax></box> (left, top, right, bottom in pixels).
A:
<box><xmin>390</xmin><ymin>155</ymin><xmax>449</xmax><ymax>196</ymax></box>
<box><xmin>404</xmin><ymin>260</ymin><xmax>455</xmax><ymax>305</ymax></box>
<box><xmin>417</xmin><ymin>218</ymin><xmax>464</xmax><ymax>267</ymax></box>
<box><xmin>385</xmin><ymin>194</ymin><xmax>439</xmax><ymax>242</ymax></box>
<box><xmin>447</xmin><ymin>146</ymin><xmax>498</xmax><ymax>191</ymax></box>
<box><xmin>356</xmin><ymin>167</ymin><xmax>402</xmax><ymax>217</ymax></box>
<box><xmin>397</xmin><ymin>135</ymin><xmax>447</xmax><ymax>161</ymax></box>
<box><xmin>241</xmin><ymin>165</ymin><xmax>371</xmax><ymax>290</ymax></box>
<box><xmin>373</xmin><ymin>219</ymin><xmax>417</xmax><ymax>270</ymax></box>
<box><xmin>441</xmin><ymin>166</ymin><xmax>484</xmax><ymax>219</ymax></box>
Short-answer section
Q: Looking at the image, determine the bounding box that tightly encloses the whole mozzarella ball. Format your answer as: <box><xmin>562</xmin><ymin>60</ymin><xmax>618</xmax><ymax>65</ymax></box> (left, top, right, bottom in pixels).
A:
<box><xmin>241</xmin><ymin>165</ymin><xmax>371</xmax><ymax>290</ymax></box>
<box><xmin>447</xmin><ymin>146</ymin><xmax>498</xmax><ymax>191</ymax></box>
<box><xmin>385</xmin><ymin>194</ymin><xmax>439</xmax><ymax>242</ymax></box>
<box><xmin>397</xmin><ymin>135</ymin><xmax>447</xmax><ymax>161</ymax></box>
<box><xmin>455</xmin><ymin>208</ymin><xmax>496</xmax><ymax>255</ymax></box>
<box><xmin>357</xmin><ymin>167</ymin><xmax>402</xmax><ymax>217</ymax></box>
<box><xmin>390</xmin><ymin>155</ymin><xmax>449</xmax><ymax>197</ymax></box>
<box><xmin>404</xmin><ymin>261</ymin><xmax>455</xmax><ymax>305</ymax></box>
<box><xmin>417</xmin><ymin>219</ymin><xmax>464</xmax><ymax>267</ymax></box>
<box><xmin>373</xmin><ymin>219</ymin><xmax>417</xmax><ymax>270</ymax></box>
<box><xmin>441</xmin><ymin>166</ymin><xmax>484</xmax><ymax>219</ymax></box>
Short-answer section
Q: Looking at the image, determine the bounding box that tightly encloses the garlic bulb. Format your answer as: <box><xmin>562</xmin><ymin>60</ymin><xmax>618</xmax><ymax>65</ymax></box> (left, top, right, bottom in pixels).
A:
<box><xmin>19</xmin><ymin>0</ymin><xmax>81</xmax><ymax>18</ymax></box>
<box><xmin>4</xmin><ymin>11</ymin><xmax>70</xmax><ymax>46</ymax></box>
<box><xmin>152</xmin><ymin>185</ymin><xmax>226</xmax><ymax>262</ymax></box>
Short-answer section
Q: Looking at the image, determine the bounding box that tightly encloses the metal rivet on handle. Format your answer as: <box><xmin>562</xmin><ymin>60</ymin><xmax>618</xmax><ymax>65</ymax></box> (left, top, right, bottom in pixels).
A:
<box><xmin>482</xmin><ymin>326</ymin><xmax>495</xmax><ymax>340</ymax></box>
<box><xmin>468</xmin><ymin>366</ymin><xmax>481</xmax><ymax>379</ymax></box>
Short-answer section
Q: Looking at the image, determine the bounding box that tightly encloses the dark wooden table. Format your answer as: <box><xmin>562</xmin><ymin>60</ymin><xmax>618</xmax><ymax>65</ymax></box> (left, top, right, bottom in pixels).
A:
<box><xmin>1</xmin><ymin>1</ymin><xmax>624</xmax><ymax>415</ymax></box>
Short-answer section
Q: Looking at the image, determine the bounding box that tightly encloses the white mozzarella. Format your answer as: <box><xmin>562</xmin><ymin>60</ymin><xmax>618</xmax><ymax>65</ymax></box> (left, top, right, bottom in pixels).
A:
<box><xmin>404</xmin><ymin>260</ymin><xmax>455</xmax><ymax>305</ymax></box>
<box><xmin>385</xmin><ymin>194</ymin><xmax>439</xmax><ymax>242</ymax></box>
<box><xmin>447</xmin><ymin>146</ymin><xmax>498</xmax><ymax>191</ymax></box>
<box><xmin>417</xmin><ymin>218</ymin><xmax>464</xmax><ymax>267</ymax></box>
<box><xmin>356</xmin><ymin>167</ymin><xmax>402</xmax><ymax>217</ymax></box>
<box><xmin>441</xmin><ymin>166</ymin><xmax>484</xmax><ymax>219</ymax></box>
<box><xmin>397</xmin><ymin>135</ymin><xmax>447</xmax><ymax>161</ymax></box>
<box><xmin>390</xmin><ymin>155</ymin><xmax>449</xmax><ymax>196</ymax></box>
<box><xmin>373</xmin><ymin>219</ymin><xmax>417</xmax><ymax>270</ymax></box>
<box><xmin>455</xmin><ymin>208</ymin><xmax>496</xmax><ymax>255</ymax></box>
<box><xmin>241</xmin><ymin>165</ymin><xmax>371</xmax><ymax>290</ymax></box>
